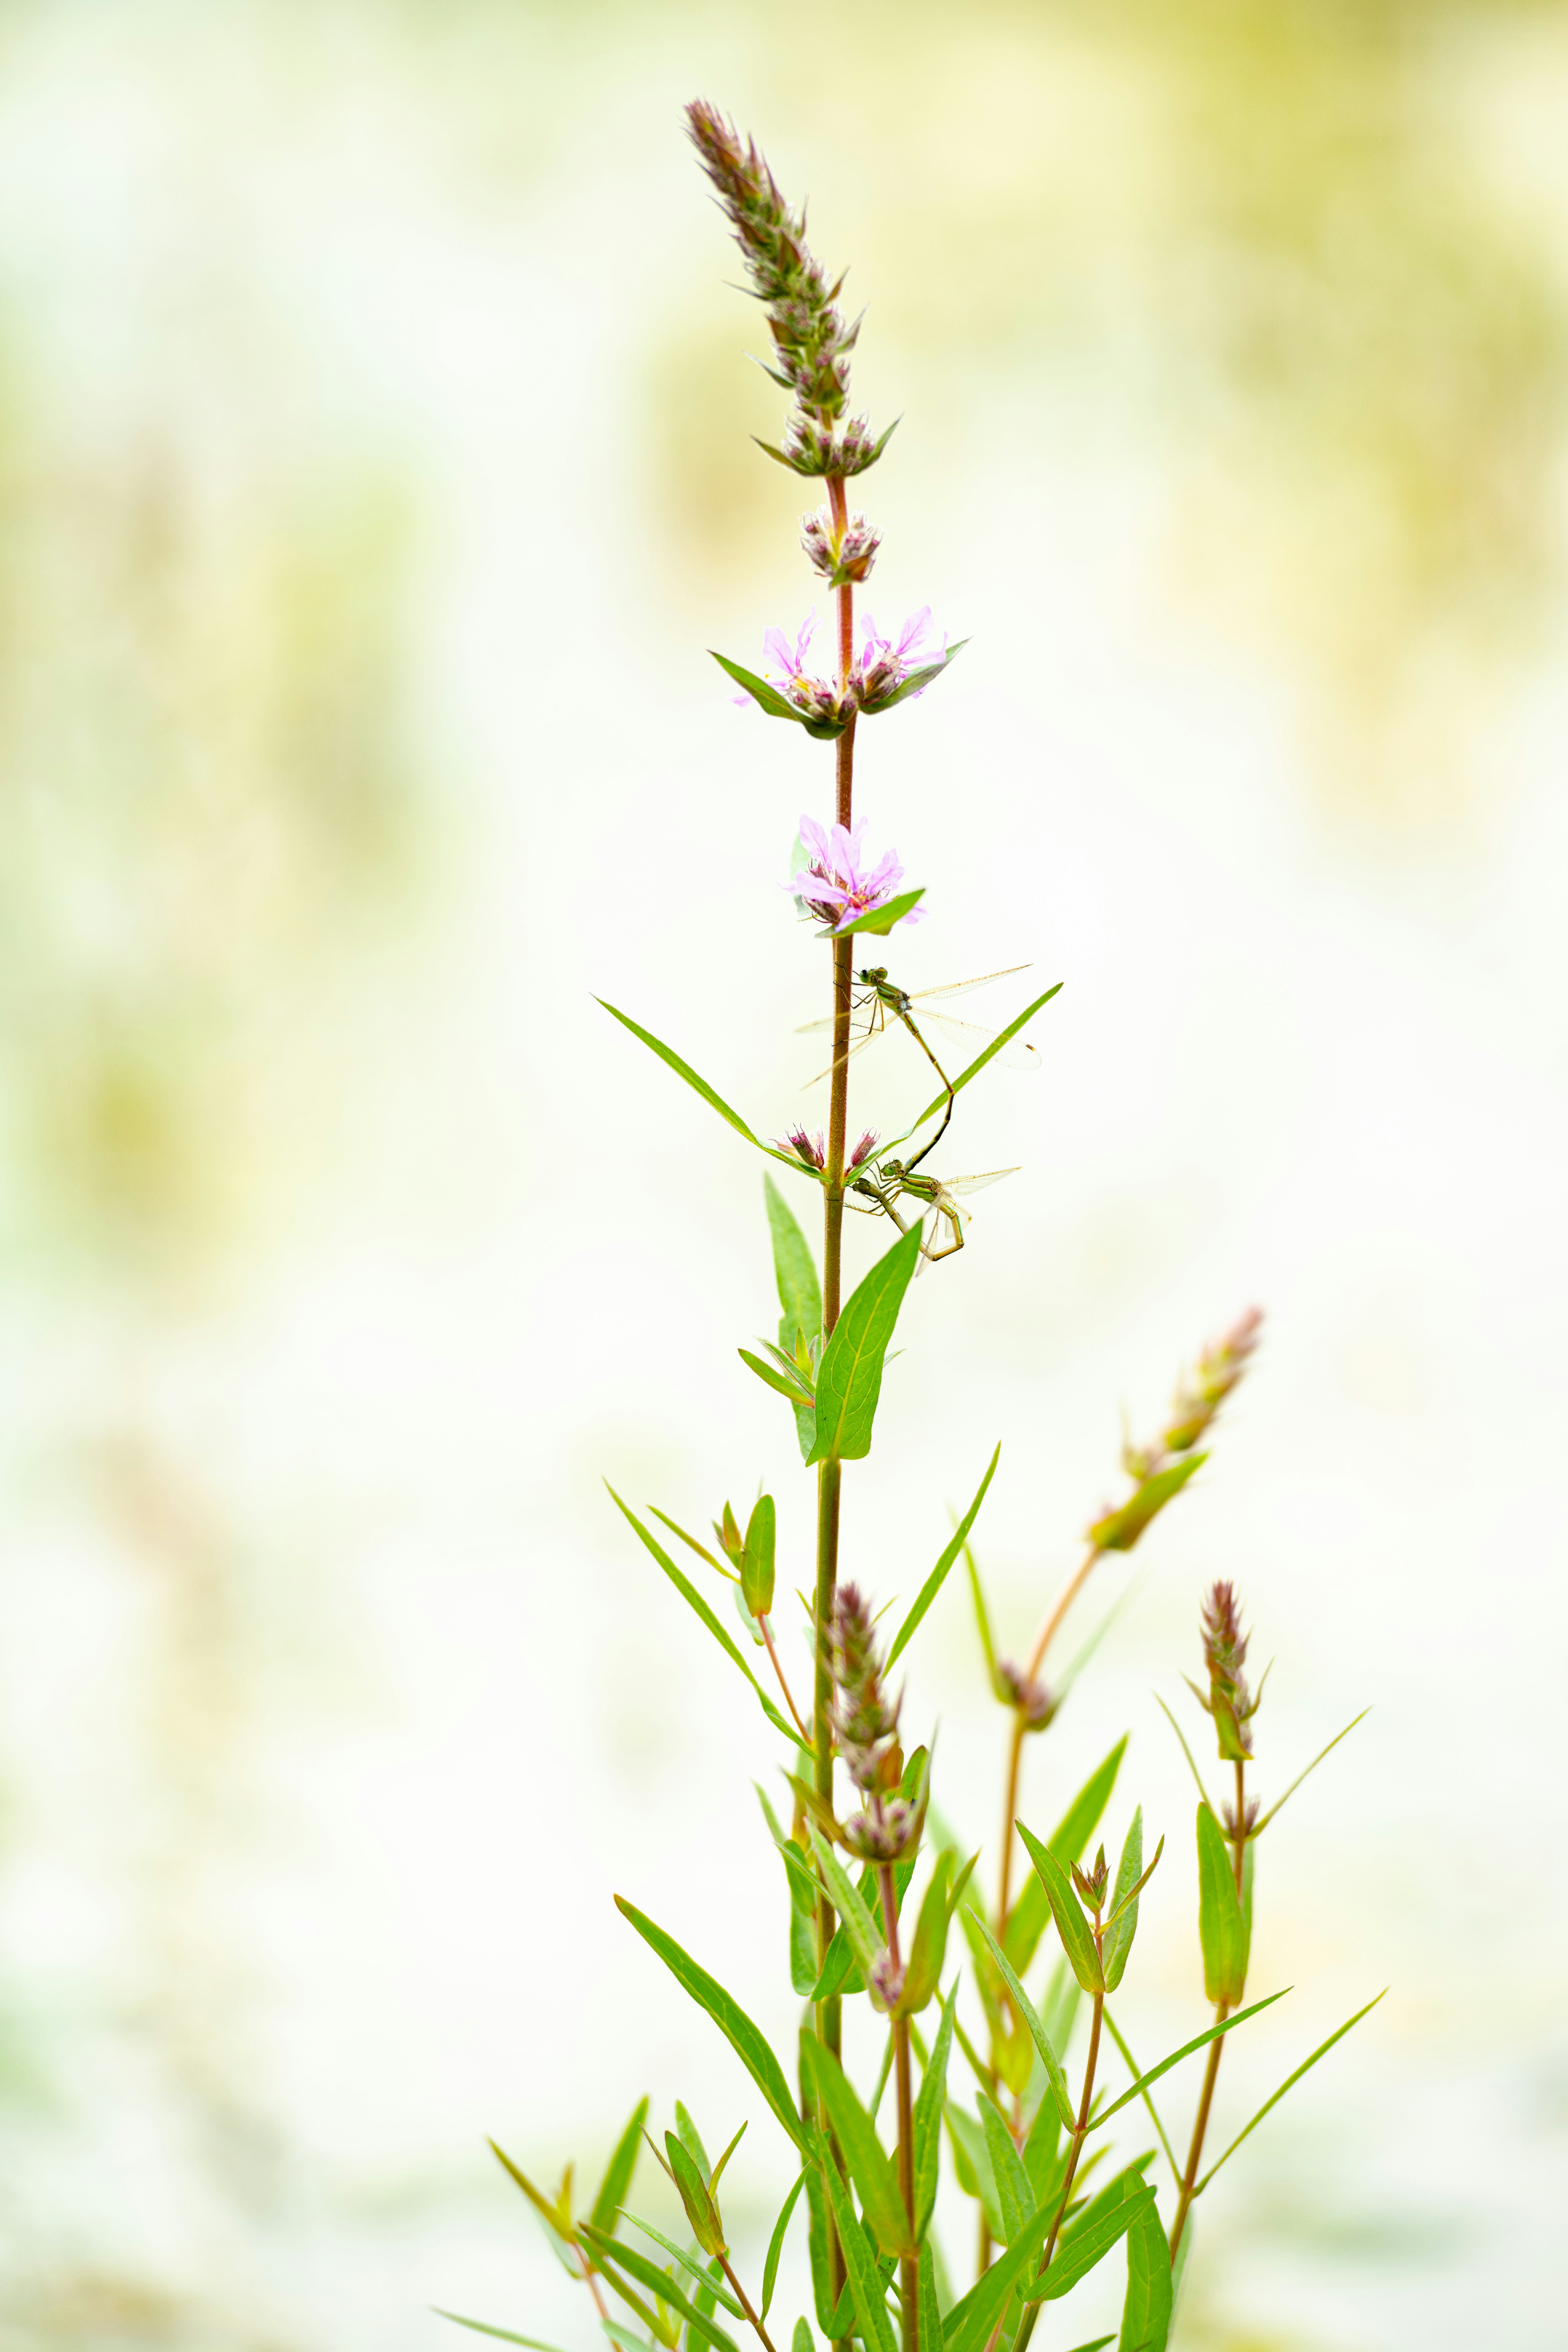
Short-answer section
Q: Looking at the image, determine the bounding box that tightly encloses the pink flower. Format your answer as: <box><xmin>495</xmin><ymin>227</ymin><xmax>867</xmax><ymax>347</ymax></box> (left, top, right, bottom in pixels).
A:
<box><xmin>745</xmin><ymin>611</ymin><xmax>846</xmax><ymax>728</ymax></box>
<box><xmin>857</xmin><ymin>608</ymin><xmax>947</xmax><ymax>708</ymax></box>
<box><xmin>784</xmin><ymin>815</ymin><xmax>921</xmax><ymax>934</ymax></box>
<box><xmin>849</xmin><ymin>1130</ymin><xmax>880</xmax><ymax>1169</ymax></box>
<box><xmin>778</xmin><ymin>1125</ymin><xmax>827</xmax><ymax>1170</ymax></box>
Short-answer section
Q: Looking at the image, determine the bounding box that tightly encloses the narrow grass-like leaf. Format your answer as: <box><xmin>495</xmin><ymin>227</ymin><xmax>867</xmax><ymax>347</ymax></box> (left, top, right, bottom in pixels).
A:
<box><xmin>1005</xmin><ymin>1739</ymin><xmax>1127</xmax><ymax>1975</ymax></box>
<box><xmin>740</xmin><ymin>1348</ymin><xmax>813</xmax><ymax>1406</ymax></box>
<box><xmin>963</xmin><ymin>1538</ymin><xmax>999</xmax><ymax>1693</ymax></box>
<box><xmin>765</xmin><ymin>1175</ymin><xmax>822</xmax><ymax>1349</ymax></box>
<box><xmin>1061</xmin><ymin>2157</ymin><xmax>1154</xmax><ymax>2250</ymax></box>
<box><xmin>899</xmin><ymin>1851</ymin><xmax>952</xmax><ymax>2016</ymax></box>
<box><xmin>613</xmin><ymin>1898</ymin><xmax>808</xmax><ymax>2152</ymax></box>
<box><xmin>598</xmin><ymin>1000</ymin><xmax>798</xmax><ymax>1160</ymax></box>
<box><xmin>1100</xmin><ymin>2008</ymin><xmax>1179</xmax><ymax>2183</ymax></box>
<box><xmin>1116</xmin><ymin>2193</ymin><xmax>1173</xmax><ymax>2352</ymax></box>
<box><xmin>434</xmin><ymin>2317</ymin><xmax>572</xmax><ymax>2352</ymax></box>
<box><xmin>827</xmin><ymin>887</ymin><xmax>928</xmax><ymax>940</ymax></box>
<box><xmin>801</xmin><ymin>2036</ymin><xmax>914</xmax><ymax>2260</ymax></box>
<box><xmin>1088</xmin><ymin>1455</ymin><xmax>1207</xmax><ymax>1552</ymax></box>
<box><xmin>944</xmin><ymin>2103</ymin><xmax>1002</xmax><ymax>2239</ymax></box>
<box><xmin>1152</xmin><ymin>1694</ymin><xmax>1212</xmax><ymax>1809</ymax></box>
<box><xmin>1101</xmin><ymin>1813</ymin><xmax>1151</xmax><ymax>1994</ymax></box>
<box><xmin>1195</xmin><ymin>1804</ymin><xmax>1248</xmax><ymax>2006</ymax></box>
<box><xmin>803</xmin><ymin>2167</ymin><xmax>838</xmax><ymax>2336</ymax></box>
<box><xmin>806</xmin><ymin>1221</ymin><xmax>923</xmax><ymax>1464</ymax></box>
<box><xmin>805</xmin><ymin>1822</ymin><xmax>883</xmax><ymax>1985</ymax></box>
<box><xmin>741</xmin><ymin>1494</ymin><xmax>776</xmax><ymax>1619</ymax></box>
<box><xmin>583</xmin><ymin>2229</ymin><xmax>740</xmax><ymax>2352</ymax></box>
<box><xmin>912</xmin><ymin>1984</ymin><xmax>956</xmax><ymax>2237</ymax></box>
<box><xmin>1194</xmin><ymin>1991</ymin><xmax>1386</xmax><ymax>2194</ymax></box>
<box><xmin>1022</xmin><ymin>2075</ymin><xmax>1063</xmax><ymax>2206</ymax></box>
<box><xmin>820</xmin><ymin>2156</ymin><xmax>898</xmax><ymax>2352</ymax></box>
<box><xmin>602</xmin><ymin>2324</ymin><xmax>663</xmax><ymax>2352</ymax></box>
<box><xmin>910</xmin><ymin>984</ymin><xmax>1064</xmax><ymax>1129</ymax></box>
<box><xmin>1015</xmin><ymin>1823</ymin><xmax>1103</xmax><ymax>1994</ymax></box>
<box><xmin>1027</xmin><ymin>2186</ymin><xmax>1155</xmax><ymax>2302</ymax></box>
<box><xmin>980</xmin><ymin>2092</ymin><xmax>1035</xmax><ymax>2244</ymax></box>
<box><xmin>760</xmin><ymin>2170</ymin><xmax>806</xmax><ymax>2320</ymax></box>
<box><xmin>887</xmin><ymin>1446</ymin><xmax>1001</xmax><ymax>1667</ymax></box>
<box><xmin>941</xmin><ymin>2203</ymin><xmax>1052</xmax><ymax>2352</ymax></box>
<box><xmin>1086</xmin><ymin>1989</ymin><xmax>1290</xmax><ymax>2130</ymax></box>
<box><xmin>487</xmin><ymin>2143</ymin><xmax>572</xmax><ymax>2242</ymax></box>
<box><xmin>589</xmin><ymin>2098</ymin><xmax>650</xmax><ymax>2235</ymax></box>
<box><xmin>918</xmin><ymin>2243</ymin><xmax>941</xmax><ymax>2352</ymax></box>
<box><xmin>619</xmin><ymin>2215</ymin><xmax>745</xmax><ymax>2316</ymax></box>
<box><xmin>967</xmin><ymin>1909</ymin><xmax>1076</xmax><ymax>2132</ymax></box>
<box><xmin>1252</xmin><ymin>1710</ymin><xmax>1371</xmax><ymax>1833</ymax></box>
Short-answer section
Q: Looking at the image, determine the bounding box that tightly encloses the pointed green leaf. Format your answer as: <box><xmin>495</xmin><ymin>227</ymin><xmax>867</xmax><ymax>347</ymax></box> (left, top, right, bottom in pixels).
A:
<box><xmin>859</xmin><ymin>640</ymin><xmax>968</xmax><ymax>717</ymax></box>
<box><xmin>966</xmin><ymin>1908</ymin><xmax>1076</xmax><ymax>2133</ymax></box>
<box><xmin>1089</xmin><ymin>1455</ymin><xmax>1207</xmax><ymax>1553</ymax></box>
<box><xmin>619</xmin><ymin>2215</ymin><xmax>745</xmax><ymax>2316</ymax></box>
<box><xmin>434</xmin><ymin>2318</ymin><xmax>572</xmax><ymax>2352</ymax></box>
<box><xmin>665</xmin><ymin>2131</ymin><xmax>723</xmax><ymax>2256</ymax></box>
<box><xmin>760</xmin><ymin>2171</ymin><xmax>806</xmax><ymax>2320</ymax></box>
<box><xmin>1005</xmin><ymin>1739</ymin><xmax>1128</xmax><ymax>1975</ymax></box>
<box><xmin>1195</xmin><ymin>1804</ymin><xmax>1248</xmax><ymax>2006</ymax></box>
<box><xmin>613</xmin><ymin>1898</ymin><xmax>808</xmax><ymax>2152</ymax></box>
<box><xmin>599</xmin><ymin>999</ymin><xmax>799</xmax><ymax>1159</ymax></box>
<box><xmin>918</xmin><ymin>2242</ymin><xmax>941</xmax><ymax>2352</ymax></box>
<box><xmin>1099</xmin><ymin>2008</ymin><xmax>1179</xmax><ymax>2183</ymax></box>
<box><xmin>711</xmin><ymin>649</ymin><xmax>846</xmax><ymax>735</ymax></box>
<box><xmin>805</xmin><ymin>1222</ymin><xmax>923</xmax><ymax>1464</ymax></box>
<box><xmin>803</xmin><ymin>2166</ymin><xmax>838</xmax><ymax>2336</ymax></box>
<box><xmin>1101</xmin><ymin>1812</ymin><xmax>1143</xmax><ymax>1993</ymax></box>
<box><xmin>1015</xmin><ymin>1823</ymin><xmax>1103</xmax><ymax>1994</ymax></box>
<box><xmin>963</xmin><ymin>1536</ymin><xmax>999</xmax><ymax>1694</ymax></box>
<box><xmin>887</xmin><ymin>1445</ymin><xmax>1001</xmax><ymax>1668</ymax></box>
<box><xmin>940</xmin><ymin>2202</ymin><xmax>1052</xmax><ymax>2352</ymax></box>
<box><xmin>800</xmin><ymin>2035</ymin><xmax>914</xmax><ymax>2260</ymax></box>
<box><xmin>1028</xmin><ymin>2185</ymin><xmax>1155</xmax><ymax>2303</ymax></box>
<box><xmin>739</xmin><ymin>1347</ymin><xmax>814</xmax><ymax>1406</ymax></box>
<box><xmin>1194</xmin><ymin>1991</ymin><xmax>1386</xmax><ymax>2195</ymax></box>
<box><xmin>792</xmin><ymin>2323</ymin><xmax>815</xmax><ymax>2352</ymax></box>
<box><xmin>765</xmin><ymin>1175</ymin><xmax>822</xmax><ymax>1348</ymax></box>
<box><xmin>589</xmin><ymin>2097</ymin><xmax>650</xmax><ymax>2235</ymax></box>
<box><xmin>1086</xmin><ymin>1988</ymin><xmax>1291</xmax><ymax>2131</ymax></box>
<box><xmin>581</xmin><ymin>2229</ymin><xmax>740</xmax><ymax>2352</ymax></box>
<box><xmin>1022</xmin><ymin>2076</ymin><xmax>1063</xmax><ymax>2205</ymax></box>
<box><xmin>820</xmin><ymin>2154</ymin><xmax>898</xmax><ymax>2352</ymax></box>
<box><xmin>979</xmin><ymin>2092</ymin><xmax>1035</xmax><ymax>2245</ymax></box>
<box><xmin>1061</xmin><ymin>2157</ymin><xmax>1154</xmax><ymax>2250</ymax></box>
<box><xmin>827</xmin><ymin>887</ymin><xmax>926</xmax><ymax>940</ymax></box>
<box><xmin>606</xmin><ymin>1489</ymin><xmax>807</xmax><ymax>1754</ymax></box>
<box><xmin>1116</xmin><ymin>2195</ymin><xmax>1172</xmax><ymax>2352</ymax></box>
<box><xmin>944</xmin><ymin>2101</ymin><xmax>1001</xmax><ymax>2237</ymax></box>
<box><xmin>741</xmin><ymin>1495</ymin><xmax>776</xmax><ymax>1619</ymax></box>
<box><xmin>909</xmin><ymin>984</ymin><xmax>1064</xmax><ymax>1130</ymax></box>
<box><xmin>898</xmin><ymin>1850</ymin><xmax>951</xmax><ymax>2018</ymax></box>
<box><xmin>913</xmin><ymin>1987</ymin><xmax>956</xmax><ymax>2238</ymax></box>
<box><xmin>804</xmin><ymin>1822</ymin><xmax>883</xmax><ymax>1986</ymax></box>
<box><xmin>1252</xmin><ymin>1709</ymin><xmax>1371</xmax><ymax>1833</ymax></box>
<box><xmin>487</xmin><ymin>2142</ymin><xmax>573</xmax><ymax>2242</ymax></box>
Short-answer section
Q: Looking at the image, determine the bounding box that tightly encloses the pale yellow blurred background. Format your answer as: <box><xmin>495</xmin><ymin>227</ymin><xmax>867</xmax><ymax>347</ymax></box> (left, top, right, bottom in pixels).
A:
<box><xmin>1</xmin><ymin>2</ymin><xmax>1566</xmax><ymax>2347</ymax></box>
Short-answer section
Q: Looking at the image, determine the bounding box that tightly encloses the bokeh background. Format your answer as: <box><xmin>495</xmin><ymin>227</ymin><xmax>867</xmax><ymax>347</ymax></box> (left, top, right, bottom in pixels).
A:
<box><xmin>1</xmin><ymin>2</ymin><xmax>1566</xmax><ymax>2346</ymax></box>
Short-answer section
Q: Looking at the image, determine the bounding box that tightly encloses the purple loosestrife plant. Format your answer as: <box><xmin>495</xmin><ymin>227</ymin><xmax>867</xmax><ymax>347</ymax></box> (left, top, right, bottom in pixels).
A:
<box><xmin>447</xmin><ymin>106</ymin><xmax>1382</xmax><ymax>2352</ymax></box>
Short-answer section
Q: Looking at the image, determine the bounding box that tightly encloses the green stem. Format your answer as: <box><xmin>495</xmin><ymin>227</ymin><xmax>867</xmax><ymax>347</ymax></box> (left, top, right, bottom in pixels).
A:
<box><xmin>1012</xmin><ymin>1981</ymin><xmax>1104</xmax><ymax>2352</ymax></box>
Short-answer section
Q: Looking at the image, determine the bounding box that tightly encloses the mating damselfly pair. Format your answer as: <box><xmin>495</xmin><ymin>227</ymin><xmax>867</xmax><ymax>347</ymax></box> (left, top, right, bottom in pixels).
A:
<box><xmin>791</xmin><ymin>963</ymin><xmax>1040</xmax><ymax>1264</ymax></box>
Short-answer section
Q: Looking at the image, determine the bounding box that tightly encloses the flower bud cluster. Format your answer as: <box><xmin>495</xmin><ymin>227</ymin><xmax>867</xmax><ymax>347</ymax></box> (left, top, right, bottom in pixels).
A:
<box><xmin>829</xmin><ymin>1583</ymin><xmax>920</xmax><ymax>1863</ymax></box>
<box><xmin>995</xmin><ymin>1658</ymin><xmax>1059</xmax><ymax>1732</ymax></box>
<box><xmin>778</xmin><ymin>411</ymin><xmax>896</xmax><ymax>479</ymax></box>
<box><xmin>801</xmin><ymin>504</ymin><xmax>881</xmax><ymax>588</ymax></box>
<box><xmin>1159</xmin><ymin>1307</ymin><xmax>1265</xmax><ymax>1457</ymax></box>
<box><xmin>1071</xmin><ymin>1844</ymin><xmax>1111</xmax><ymax>1914</ymax></box>
<box><xmin>1194</xmin><ymin>1578</ymin><xmax>1263</xmax><ymax>1761</ymax></box>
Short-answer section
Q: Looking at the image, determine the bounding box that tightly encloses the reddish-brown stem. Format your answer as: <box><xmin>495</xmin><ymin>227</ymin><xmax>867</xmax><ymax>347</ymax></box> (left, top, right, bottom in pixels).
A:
<box><xmin>720</xmin><ymin>2253</ymin><xmax>779</xmax><ymax>2352</ymax></box>
<box><xmin>1009</xmin><ymin>1940</ymin><xmax>1105</xmax><ymax>2352</ymax></box>
<box><xmin>577</xmin><ymin>2256</ymin><xmax>611</xmax><ymax>2327</ymax></box>
<box><xmin>993</xmin><ymin>1545</ymin><xmax>1103</xmax><ymax>1941</ymax></box>
<box><xmin>878</xmin><ymin>1868</ymin><xmax>919</xmax><ymax>2352</ymax></box>
<box><xmin>761</xmin><ymin>1618</ymin><xmax>810</xmax><ymax>1742</ymax></box>
<box><xmin>1168</xmin><ymin>1757</ymin><xmax>1248</xmax><ymax>2263</ymax></box>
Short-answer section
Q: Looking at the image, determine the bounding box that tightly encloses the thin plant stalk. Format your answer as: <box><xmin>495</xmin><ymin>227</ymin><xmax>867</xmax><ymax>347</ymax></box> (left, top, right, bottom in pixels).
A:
<box><xmin>1169</xmin><ymin>1757</ymin><xmax>1248</xmax><ymax>2261</ymax></box>
<box><xmin>878</xmin><ymin>1867</ymin><xmax>919</xmax><ymax>2352</ymax></box>
<box><xmin>995</xmin><ymin>1544</ymin><xmax>1101</xmax><ymax>1933</ymax></box>
<box><xmin>1012</xmin><ymin>1912</ymin><xmax>1107</xmax><ymax>2352</ymax></box>
<box><xmin>719</xmin><ymin>2255</ymin><xmax>779</xmax><ymax>2352</ymax></box>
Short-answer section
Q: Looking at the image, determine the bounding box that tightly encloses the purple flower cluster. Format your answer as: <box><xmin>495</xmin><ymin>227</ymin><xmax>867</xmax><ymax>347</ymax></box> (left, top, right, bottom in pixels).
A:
<box><xmin>750</xmin><ymin>606</ymin><xmax>947</xmax><ymax>728</ymax></box>
<box><xmin>785</xmin><ymin>815</ymin><xmax>921</xmax><ymax>935</ymax></box>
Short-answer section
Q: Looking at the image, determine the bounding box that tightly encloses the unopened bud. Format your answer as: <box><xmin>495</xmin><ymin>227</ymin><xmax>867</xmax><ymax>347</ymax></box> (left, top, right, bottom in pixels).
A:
<box><xmin>869</xmin><ymin>1949</ymin><xmax>906</xmax><ymax>2011</ymax></box>
<box><xmin>1072</xmin><ymin>1843</ymin><xmax>1110</xmax><ymax>1913</ymax></box>
<box><xmin>800</xmin><ymin>504</ymin><xmax>881</xmax><ymax>588</ymax></box>
<box><xmin>996</xmin><ymin>1658</ymin><xmax>1058</xmax><ymax>1732</ymax></box>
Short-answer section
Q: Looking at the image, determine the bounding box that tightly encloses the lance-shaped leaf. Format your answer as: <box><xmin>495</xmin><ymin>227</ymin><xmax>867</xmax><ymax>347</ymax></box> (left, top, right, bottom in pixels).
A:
<box><xmin>887</xmin><ymin>1446</ymin><xmax>1001</xmax><ymax>1668</ymax></box>
<box><xmin>964</xmin><ymin>1537</ymin><xmax>1000</xmax><ymax>1696</ymax></box>
<box><xmin>1026</xmin><ymin>2185</ymin><xmax>1156</xmax><ymax>2303</ymax></box>
<box><xmin>488</xmin><ymin>2142</ymin><xmax>574</xmax><ymax>2243</ymax></box>
<box><xmin>1088</xmin><ymin>1454</ymin><xmax>1207</xmax><ymax>1553</ymax></box>
<box><xmin>1005</xmin><ymin>1738</ymin><xmax>1127</xmax><ymax>1976</ymax></box>
<box><xmin>760</xmin><ymin>2171</ymin><xmax>806</xmax><ymax>2320</ymax></box>
<box><xmin>1116</xmin><ymin>2193</ymin><xmax>1173</xmax><ymax>2352</ymax></box>
<box><xmin>819</xmin><ymin>2154</ymin><xmax>898</xmax><ymax>2352</ymax></box>
<box><xmin>908</xmin><ymin>983</ymin><xmax>1064</xmax><ymax>1131</ymax></box>
<box><xmin>1252</xmin><ymin>1709</ymin><xmax>1371</xmax><ymax>1834</ymax></box>
<box><xmin>1194</xmin><ymin>1990</ymin><xmax>1386</xmax><ymax>2195</ymax></box>
<box><xmin>606</xmin><ymin>1489</ymin><xmax>807</xmax><ymax>1754</ymax></box>
<box><xmin>741</xmin><ymin>1495</ymin><xmax>776</xmax><ymax>1619</ymax></box>
<box><xmin>940</xmin><ymin>2201</ymin><xmax>1053</xmax><ymax>2352</ymax></box>
<box><xmin>711</xmin><ymin>650</ymin><xmax>847</xmax><ymax>739</ymax></box>
<box><xmin>598</xmin><ymin>1000</ymin><xmax>801</xmax><ymax>1164</ymax></box>
<box><xmin>944</xmin><ymin>2102</ymin><xmax>1003</xmax><ymax>2240</ymax></box>
<box><xmin>434</xmin><ymin>2318</ymin><xmax>572</xmax><ymax>2352</ymax></box>
<box><xmin>1099</xmin><ymin>2009</ymin><xmax>1179</xmax><ymax>2183</ymax></box>
<box><xmin>792</xmin><ymin>2323</ymin><xmax>815</xmax><ymax>2352</ymax></box>
<box><xmin>917</xmin><ymin>2244</ymin><xmax>941</xmax><ymax>2352</ymax></box>
<box><xmin>802</xmin><ymin>2166</ymin><xmax>840</xmax><ymax>2336</ymax></box>
<box><xmin>1195</xmin><ymin>1803</ymin><xmax>1248</xmax><ymax>2007</ymax></box>
<box><xmin>826</xmin><ymin>887</ymin><xmax>926</xmax><ymax>940</ymax></box>
<box><xmin>979</xmin><ymin>2092</ymin><xmax>1035</xmax><ymax>2245</ymax></box>
<box><xmin>804</xmin><ymin>1821</ymin><xmax>884</xmax><ymax>1987</ymax></box>
<box><xmin>620</xmin><ymin>2215</ymin><xmax>744</xmax><ymax>2316</ymax></box>
<box><xmin>806</xmin><ymin>1221</ymin><xmax>923</xmax><ymax>1464</ymax></box>
<box><xmin>581</xmin><ymin>2229</ymin><xmax>740</xmax><ymax>2352</ymax></box>
<box><xmin>739</xmin><ymin>1346</ymin><xmax>815</xmax><ymax>1409</ymax></box>
<box><xmin>1016</xmin><ymin>1822</ymin><xmax>1104</xmax><ymax>1994</ymax></box>
<box><xmin>1102</xmin><ymin>1814</ymin><xmax>1165</xmax><ymax>1994</ymax></box>
<box><xmin>1085</xmin><ymin>1988</ymin><xmax>1290</xmax><ymax>2132</ymax></box>
<box><xmin>860</xmin><ymin>640</ymin><xmax>968</xmax><ymax>718</ymax></box>
<box><xmin>966</xmin><ymin>1907</ymin><xmax>1076</xmax><ymax>2133</ymax></box>
<box><xmin>1022</xmin><ymin>2077</ymin><xmax>1063</xmax><ymax>2206</ymax></box>
<box><xmin>1061</xmin><ymin>2156</ymin><xmax>1154</xmax><ymax>2251</ymax></box>
<box><xmin>765</xmin><ymin>1176</ymin><xmax>822</xmax><ymax>1350</ymax></box>
<box><xmin>899</xmin><ymin>1850</ymin><xmax>977</xmax><ymax>2017</ymax></box>
<box><xmin>912</xmin><ymin>1985</ymin><xmax>956</xmax><ymax>2238</ymax></box>
<box><xmin>664</xmin><ymin>2131</ymin><xmax>726</xmax><ymax>2256</ymax></box>
<box><xmin>589</xmin><ymin>2097</ymin><xmax>650</xmax><ymax>2235</ymax></box>
<box><xmin>613</xmin><ymin>1898</ymin><xmax>809</xmax><ymax>2152</ymax></box>
<box><xmin>800</xmin><ymin>2035</ymin><xmax>914</xmax><ymax>2260</ymax></box>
